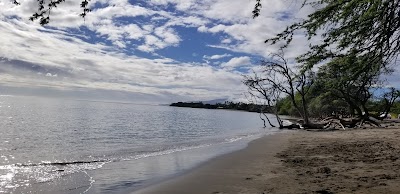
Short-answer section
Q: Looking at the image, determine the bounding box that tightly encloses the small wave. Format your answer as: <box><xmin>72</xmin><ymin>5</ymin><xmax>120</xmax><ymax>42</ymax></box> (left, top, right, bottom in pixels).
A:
<box><xmin>224</xmin><ymin>134</ymin><xmax>256</xmax><ymax>143</ymax></box>
<box><xmin>0</xmin><ymin>160</ymin><xmax>100</xmax><ymax>193</ymax></box>
<box><xmin>15</xmin><ymin>159</ymin><xmax>109</xmax><ymax>167</ymax></box>
<box><xmin>128</xmin><ymin>144</ymin><xmax>213</xmax><ymax>161</ymax></box>
<box><xmin>127</xmin><ymin>134</ymin><xmax>257</xmax><ymax>161</ymax></box>
<box><xmin>0</xmin><ymin>133</ymin><xmax>262</xmax><ymax>193</ymax></box>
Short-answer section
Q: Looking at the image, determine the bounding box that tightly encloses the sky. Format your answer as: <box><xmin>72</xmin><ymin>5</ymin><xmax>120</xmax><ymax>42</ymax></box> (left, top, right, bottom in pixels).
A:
<box><xmin>0</xmin><ymin>0</ymin><xmax>398</xmax><ymax>103</ymax></box>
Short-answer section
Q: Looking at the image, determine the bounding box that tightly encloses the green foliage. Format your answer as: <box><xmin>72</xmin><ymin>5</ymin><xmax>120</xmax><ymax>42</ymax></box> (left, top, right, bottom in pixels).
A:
<box><xmin>276</xmin><ymin>82</ymin><xmax>400</xmax><ymax>119</ymax></box>
<box><xmin>276</xmin><ymin>96</ymin><xmax>296</xmax><ymax>116</ymax></box>
<box><xmin>251</xmin><ymin>0</ymin><xmax>400</xmax><ymax>119</ymax></box>
<box><xmin>254</xmin><ymin>0</ymin><xmax>400</xmax><ymax>68</ymax></box>
<box><xmin>314</xmin><ymin>52</ymin><xmax>383</xmax><ymax>116</ymax></box>
<box><xmin>392</xmin><ymin>102</ymin><xmax>400</xmax><ymax>116</ymax></box>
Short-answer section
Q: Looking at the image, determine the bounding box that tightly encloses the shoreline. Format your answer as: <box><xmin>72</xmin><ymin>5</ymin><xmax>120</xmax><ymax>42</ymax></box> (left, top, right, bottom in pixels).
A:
<box><xmin>132</xmin><ymin>120</ymin><xmax>400</xmax><ymax>194</ymax></box>
<box><xmin>132</xmin><ymin>131</ymin><xmax>295</xmax><ymax>194</ymax></box>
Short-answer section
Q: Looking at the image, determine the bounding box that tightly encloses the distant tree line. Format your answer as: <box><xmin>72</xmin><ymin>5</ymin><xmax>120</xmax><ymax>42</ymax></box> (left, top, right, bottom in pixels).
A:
<box><xmin>169</xmin><ymin>101</ymin><xmax>271</xmax><ymax>113</ymax></box>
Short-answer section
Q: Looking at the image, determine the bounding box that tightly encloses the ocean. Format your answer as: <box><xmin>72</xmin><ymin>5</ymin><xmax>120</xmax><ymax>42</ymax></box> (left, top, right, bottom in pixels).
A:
<box><xmin>0</xmin><ymin>95</ymin><xmax>279</xmax><ymax>193</ymax></box>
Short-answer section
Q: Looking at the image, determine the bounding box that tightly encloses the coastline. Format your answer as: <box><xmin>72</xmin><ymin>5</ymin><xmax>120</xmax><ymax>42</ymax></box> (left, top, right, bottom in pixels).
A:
<box><xmin>133</xmin><ymin>120</ymin><xmax>400</xmax><ymax>194</ymax></box>
<box><xmin>132</xmin><ymin>131</ymin><xmax>295</xmax><ymax>194</ymax></box>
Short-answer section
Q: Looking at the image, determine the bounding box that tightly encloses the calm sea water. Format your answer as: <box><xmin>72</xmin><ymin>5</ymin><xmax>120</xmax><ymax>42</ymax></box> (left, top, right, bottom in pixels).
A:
<box><xmin>0</xmin><ymin>95</ymin><xmax>279</xmax><ymax>193</ymax></box>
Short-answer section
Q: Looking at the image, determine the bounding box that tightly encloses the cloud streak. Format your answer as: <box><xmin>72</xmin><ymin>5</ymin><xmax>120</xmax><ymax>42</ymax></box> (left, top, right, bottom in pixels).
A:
<box><xmin>1</xmin><ymin>0</ymin><xmax>397</xmax><ymax>102</ymax></box>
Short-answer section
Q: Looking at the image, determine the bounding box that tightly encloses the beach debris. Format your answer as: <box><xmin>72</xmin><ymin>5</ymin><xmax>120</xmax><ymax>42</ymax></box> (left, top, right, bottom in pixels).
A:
<box><xmin>316</xmin><ymin>189</ymin><xmax>334</xmax><ymax>194</ymax></box>
<box><xmin>317</xmin><ymin>167</ymin><xmax>331</xmax><ymax>174</ymax></box>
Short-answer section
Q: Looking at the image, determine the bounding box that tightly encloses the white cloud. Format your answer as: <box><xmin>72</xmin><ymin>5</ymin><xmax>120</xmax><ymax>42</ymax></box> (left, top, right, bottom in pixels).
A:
<box><xmin>203</xmin><ymin>54</ymin><xmax>231</xmax><ymax>60</ymax></box>
<box><xmin>197</xmin><ymin>0</ymin><xmax>254</xmax><ymax>23</ymax></box>
<box><xmin>154</xmin><ymin>26</ymin><xmax>180</xmax><ymax>45</ymax></box>
<box><xmin>165</xmin><ymin>16</ymin><xmax>209</xmax><ymax>28</ymax></box>
<box><xmin>221</xmin><ymin>38</ymin><xmax>232</xmax><ymax>44</ymax></box>
<box><xmin>45</xmin><ymin>73</ymin><xmax>58</xmax><ymax>77</ymax></box>
<box><xmin>0</xmin><ymin>18</ymin><xmax>248</xmax><ymax>102</ymax></box>
<box><xmin>208</xmin><ymin>24</ymin><xmax>227</xmax><ymax>33</ymax></box>
<box><xmin>2</xmin><ymin>0</ymin><xmax>315</xmax><ymax>57</ymax></box>
<box><xmin>1</xmin><ymin>0</ymin><xmax>398</xmax><ymax>103</ymax></box>
<box><xmin>221</xmin><ymin>56</ymin><xmax>252</xmax><ymax>70</ymax></box>
<box><xmin>197</xmin><ymin>25</ymin><xmax>208</xmax><ymax>32</ymax></box>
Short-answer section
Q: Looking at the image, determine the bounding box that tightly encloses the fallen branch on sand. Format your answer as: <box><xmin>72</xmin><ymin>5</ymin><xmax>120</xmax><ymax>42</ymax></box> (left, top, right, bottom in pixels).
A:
<box><xmin>281</xmin><ymin>116</ymin><xmax>382</xmax><ymax>131</ymax></box>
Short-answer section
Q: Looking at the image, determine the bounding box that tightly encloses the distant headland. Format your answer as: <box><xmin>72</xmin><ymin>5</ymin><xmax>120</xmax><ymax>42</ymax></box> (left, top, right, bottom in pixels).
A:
<box><xmin>169</xmin><ymin>101</ymin><xmax>269</xmax><ymax>113</ymax></box>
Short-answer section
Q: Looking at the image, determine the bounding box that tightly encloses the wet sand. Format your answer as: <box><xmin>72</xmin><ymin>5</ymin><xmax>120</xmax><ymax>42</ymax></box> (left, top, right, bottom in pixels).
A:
<box><xmin>133</xmin><ymin>131</ymin><xmax>294</xmax><ymax>194</ymax></box>
<box><xmin>133</xmin><ymin>121</ymin><xmax>400</xmax><ymax>194</ymax></box>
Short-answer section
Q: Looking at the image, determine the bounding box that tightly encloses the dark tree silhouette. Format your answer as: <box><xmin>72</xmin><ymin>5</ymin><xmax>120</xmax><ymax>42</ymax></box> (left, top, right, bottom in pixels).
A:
<box><xmin>253</xmin><ymin>0</ymin><xmax>400</xmax><ymax>69</ymax></box>
<box><xmin>243</xmin><ymin>50</ymin><xmax>314</xmax><ymax>128</ymax></box>
<box><xmin>379</xmin><ymin>88</ymin><xmax>400</xmax><ymax>120</ymax></box>
<box><xmin>13</xmin><ymin>0</ymin><xmax>91</xmax><ymax>25</ymax></box>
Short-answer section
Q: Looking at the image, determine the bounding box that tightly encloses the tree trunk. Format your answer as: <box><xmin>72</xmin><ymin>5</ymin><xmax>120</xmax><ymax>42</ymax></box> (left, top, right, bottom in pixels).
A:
<box><xmin>289</xmin><ymin>94</ymin><xmax>305</xmax><ymax>121</ymax></box>
<box><xmin>301</xmin><ymin>94</ymin><xmax>310</xmax><ymax>125</ymax></box>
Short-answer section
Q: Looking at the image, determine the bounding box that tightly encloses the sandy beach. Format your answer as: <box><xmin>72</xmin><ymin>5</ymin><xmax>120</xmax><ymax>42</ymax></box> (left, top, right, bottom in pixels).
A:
<box><xmin>134</xmin><ymin>120</ymin><xmax>400</xmax><ymax>194</ymax></box>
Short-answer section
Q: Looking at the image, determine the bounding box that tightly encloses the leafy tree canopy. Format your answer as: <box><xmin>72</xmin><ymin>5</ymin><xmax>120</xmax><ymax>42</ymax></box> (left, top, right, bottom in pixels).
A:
<box><xmin>254</xmin><ymin>0</ymin><xmax>400</xmax><ymax>68</ymax></box>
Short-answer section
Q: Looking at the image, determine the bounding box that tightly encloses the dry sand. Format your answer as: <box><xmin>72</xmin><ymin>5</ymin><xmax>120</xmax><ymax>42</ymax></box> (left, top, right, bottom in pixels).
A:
<box><xmin>134</xmin><ymin>120</ymin><xmax>400</xmax><ymax>194</ymax></box>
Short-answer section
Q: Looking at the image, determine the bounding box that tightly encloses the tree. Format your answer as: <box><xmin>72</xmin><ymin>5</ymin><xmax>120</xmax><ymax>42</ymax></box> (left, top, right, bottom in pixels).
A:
<box><xmin>254</xmin><ymin>0</ymin><xmax>400</xmax><ymax>68</ymax></box>
<box><xmin>12</xmin><ymin>0</ymin><xmax>91</xmax><ymax>25</ymax></box>
<box><xmin>315</xmin><ymin>52</ymin><xmax>384</xmax><ymax>125</ymax></box>
<box><xmin>378</xmin><ymin>88</ymin><xmax>400</xmax><ymax>119</ymax></box>
<box><xmin>247</xmin><ymin>50</ymin><xmax>396</xmax><ymax>129</ymax></box>
<box><xmin>307</xmin><ymin>92</ymin><xmax>349</xmax><ymax>118</ymax></box>
<box><xmin>244</xmin><ymin>72</ymin><xmax>283</xmax><ymax>128</ymax></box>
<box><xmin>250</xmin><ymin>0</ymin><xmax>400</xmax><ymax>128</ymax></box>
<box><xmin>245</xmin><ymin>90</ymin><xmax>279</xmax><ymax>128</ymax></box>
<box><xmin>243</xmin><ymin>51</ymin><xmax>314</xmax><ymax>128</ymax></box>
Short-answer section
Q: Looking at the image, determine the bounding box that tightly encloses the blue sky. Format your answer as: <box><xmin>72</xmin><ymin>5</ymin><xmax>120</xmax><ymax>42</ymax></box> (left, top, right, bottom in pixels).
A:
<box><xmin>0</xmin><ymin>0</ymin><xmax>398</xmax><ymax>103</ymax></box>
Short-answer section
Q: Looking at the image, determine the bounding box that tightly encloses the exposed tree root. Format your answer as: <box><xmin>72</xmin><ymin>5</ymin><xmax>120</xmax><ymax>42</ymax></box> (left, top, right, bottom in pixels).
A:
<box><xmin>278</xmin><ymin>116</ymin><xmax>382</xmax><ymax>130</ymax></box>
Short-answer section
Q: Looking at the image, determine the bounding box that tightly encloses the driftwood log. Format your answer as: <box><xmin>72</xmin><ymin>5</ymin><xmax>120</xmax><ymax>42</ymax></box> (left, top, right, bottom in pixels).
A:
<box><xmin>280</xmin><ymin>116</ymin><xmax>382</xmax><ymax>130</ymax></box>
